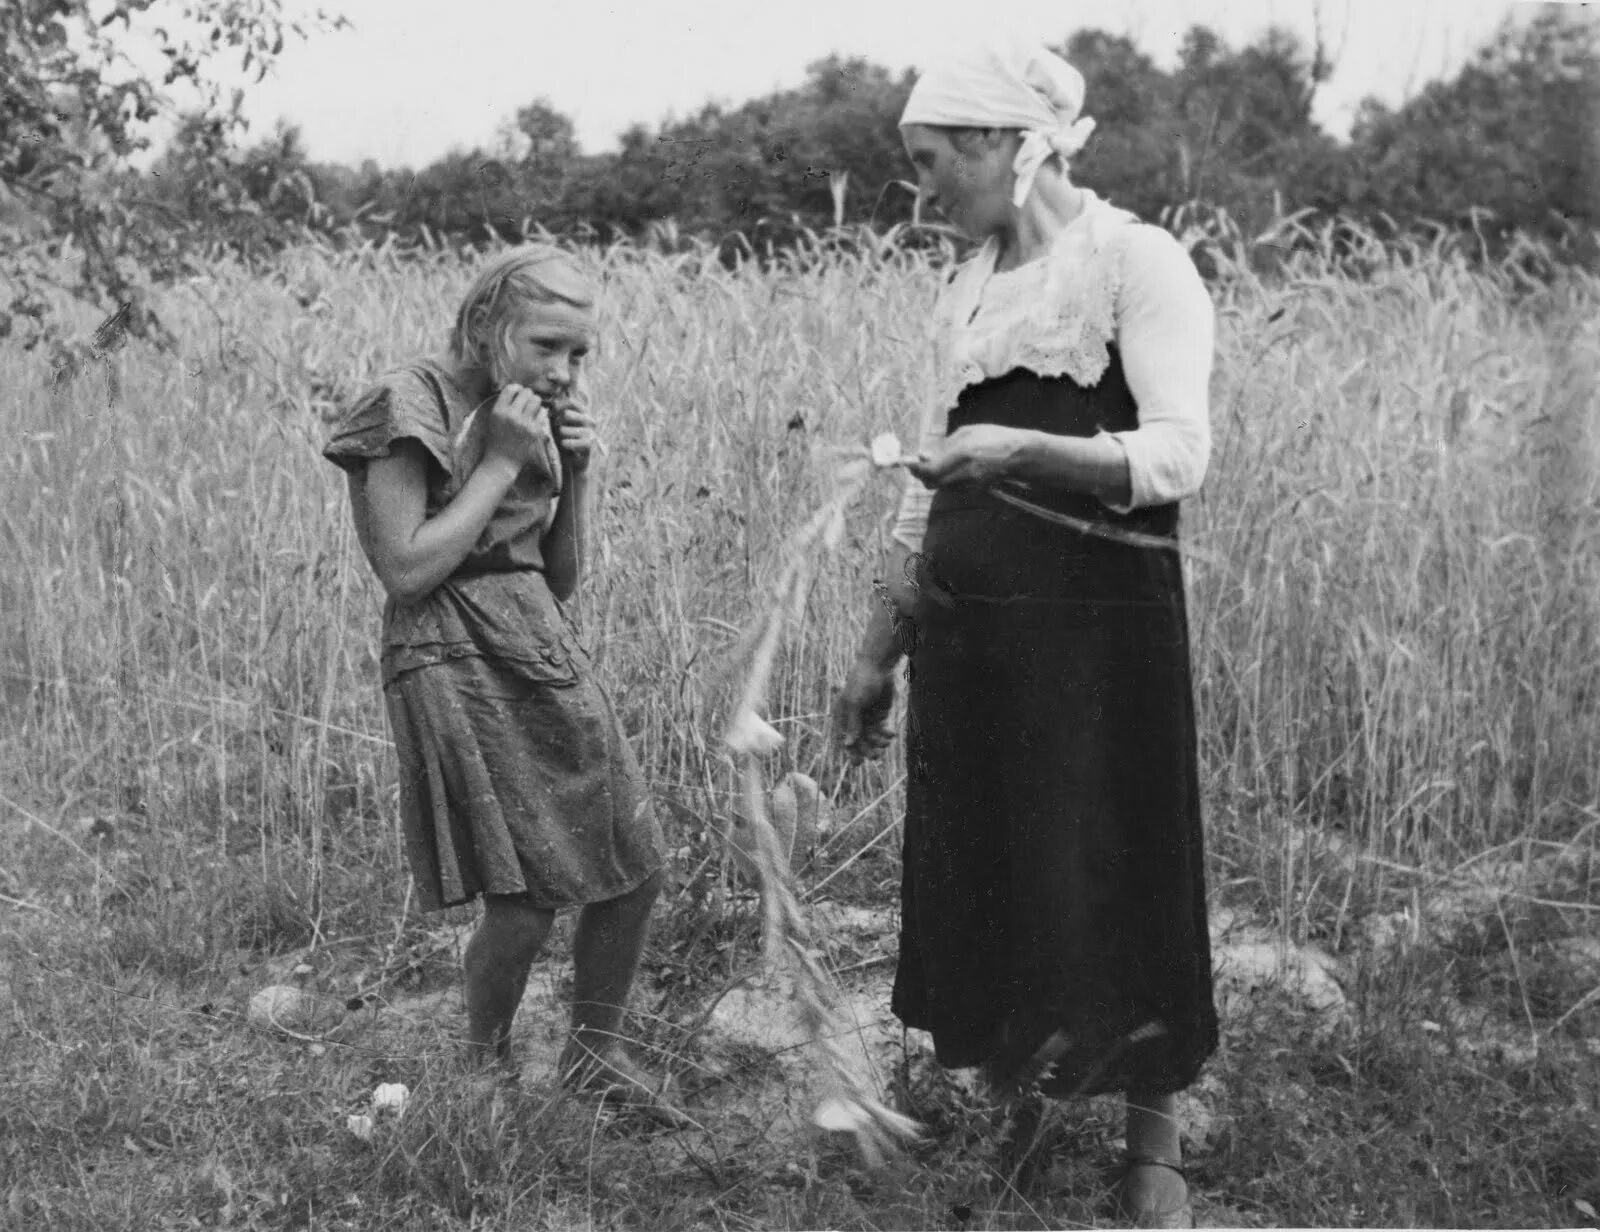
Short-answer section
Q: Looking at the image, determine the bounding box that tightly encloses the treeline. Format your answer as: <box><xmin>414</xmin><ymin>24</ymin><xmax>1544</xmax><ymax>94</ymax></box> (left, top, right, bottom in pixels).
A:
<box><xmin>99</xmin><ymin>11</ymin><xmax>1600</xmax><ymax>270</ymax></box>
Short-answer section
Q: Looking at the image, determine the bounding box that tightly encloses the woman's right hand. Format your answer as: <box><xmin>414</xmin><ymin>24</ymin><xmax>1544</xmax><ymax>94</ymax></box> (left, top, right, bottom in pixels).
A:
<box><xmin>483</xmin><ymin>383</ymin><xmax>561</xmax><ymax>480</ymax></box>
<box><xmin>832</xmin><ymin>661</ymin><xmax>897</xmax><ymax>762</ymax></box>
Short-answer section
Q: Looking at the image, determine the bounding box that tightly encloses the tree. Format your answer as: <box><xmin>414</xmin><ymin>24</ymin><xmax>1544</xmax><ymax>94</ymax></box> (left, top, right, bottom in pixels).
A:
<box><xmin>1055</xmin><ymin>25</ymin><xmax>1340</xmax><ymax>236</ymax></box>
<box><xmin>1342</xmin><ymin>9</ymin><xmax>1600</xmax><ymax>256</ymax></box>
<box><xmin>559</xmin><ymin>57</ymin><xmax>914</xmax><ymax>243</ymax></box>
<box><xmin>1059</xmin><ymin>31</ymin><xmax>1180</xmax><ymax>220</ymax></box>
<box><xmin>0</xmin><ymin>0</ymin><xmax>342</xmax><ymax>368</ymax></box>
<box><xmin>497</xmin><ymin>99</ymin><xmax>579</xmax><ymax>167</ymax></box>
<box><xmin>503</xmin><ymin>100</ymin><xmax>586</xmax><ymax>232</ymax></box>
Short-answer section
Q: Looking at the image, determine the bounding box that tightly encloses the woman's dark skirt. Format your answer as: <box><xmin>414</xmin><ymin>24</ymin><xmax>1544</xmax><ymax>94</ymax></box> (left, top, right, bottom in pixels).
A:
<box><xmin>891</xmin><ymin>371</ymin><xmax>1218</xmax><ymax>1097</ymax></box>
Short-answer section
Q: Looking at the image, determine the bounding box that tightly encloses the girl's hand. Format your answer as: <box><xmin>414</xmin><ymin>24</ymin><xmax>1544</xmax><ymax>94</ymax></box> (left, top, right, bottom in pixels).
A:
<box><xmin>908</xmin><ymin>424</ymin><xmax>1029</xmax><ymax>490</ymax></box>
<box><xmin>552</xmin><ymin>396</ymin><xmax>599</xmax><ymax>473</ymax></box>
<box><xmin>484</xmin><ymin>383</ymin><xmax>560</xmax><ymax>480</ymax></box>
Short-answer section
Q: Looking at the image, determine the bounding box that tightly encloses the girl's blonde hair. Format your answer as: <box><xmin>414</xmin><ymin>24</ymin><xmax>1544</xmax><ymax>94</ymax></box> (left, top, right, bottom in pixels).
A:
<box><xmin>450</xmin><ymin>244</ymin><xmax>595</xmax><ymax>386</ymax></box>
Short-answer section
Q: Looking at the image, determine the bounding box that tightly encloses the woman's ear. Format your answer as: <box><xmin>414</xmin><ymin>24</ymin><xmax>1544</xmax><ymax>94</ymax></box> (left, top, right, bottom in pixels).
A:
<box><xmin>983</xmin><ymin>128</ymin><xmax>1018</xmax><ymax>157</ymax></box>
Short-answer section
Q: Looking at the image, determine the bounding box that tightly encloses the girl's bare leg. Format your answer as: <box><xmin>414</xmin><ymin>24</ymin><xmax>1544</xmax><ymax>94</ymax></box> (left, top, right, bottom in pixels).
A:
<box><xmin>1124</xmin><ymin>1091</ymin><xmax>1190</xmax><ymax>1219</ymax></box>
<box><xmin>559</xmin><ymin>869</ymin><xmax>664</xmax><ymax>1087</ymax></box>
<box><xmin>464</xmin><ymin>894</ymin><xmax>556</xmax><ymax>1066</ymax></box>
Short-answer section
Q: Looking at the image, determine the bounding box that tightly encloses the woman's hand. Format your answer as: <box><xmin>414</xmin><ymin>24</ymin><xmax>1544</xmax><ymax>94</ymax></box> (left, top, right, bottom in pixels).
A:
<box><xmin>909</xmin><ymin>424</ymin><xmax>1031</xmax><ymax>489</ymax></box>
<box><xmin>551</xmin><ymin>394</ymin><xmax>599</xmax><ymax>473</ymax></box>
<box><xmin>483</xmin><ymin>383</ymin><xmax>561</xmax><ymax>480</ymax></box>
<box><xmin>832</xmin><ymin>661</ymin><xmax>897</xmax><ymax>762</ymax></box>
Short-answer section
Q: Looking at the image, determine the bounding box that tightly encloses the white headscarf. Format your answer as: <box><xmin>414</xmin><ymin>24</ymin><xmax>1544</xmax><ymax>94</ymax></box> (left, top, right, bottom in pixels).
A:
<box><xmin>899</xmin><ymin>38</ymin><xmax>1096</xmax><ymax>208</ymax></box>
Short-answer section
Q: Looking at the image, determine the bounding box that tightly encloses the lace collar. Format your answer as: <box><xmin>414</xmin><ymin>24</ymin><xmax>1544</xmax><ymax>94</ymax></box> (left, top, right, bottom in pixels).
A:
<box><xmin>934</xmin><ymin>189</ymin><xmax>1139</xmax><ymax>411</ymax></box>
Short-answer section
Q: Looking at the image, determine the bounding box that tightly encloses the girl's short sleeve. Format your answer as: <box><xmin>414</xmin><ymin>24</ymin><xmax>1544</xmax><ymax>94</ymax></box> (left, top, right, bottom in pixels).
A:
<box><xmin>322</xmin><ymin>368</ymin><xmax>454</xmax><ymax>476</ymax></box>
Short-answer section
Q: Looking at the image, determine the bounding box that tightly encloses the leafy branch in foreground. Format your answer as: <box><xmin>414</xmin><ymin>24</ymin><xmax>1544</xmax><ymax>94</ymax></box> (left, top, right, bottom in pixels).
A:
<box><xmin>0</xmin><ymin>0</ymin><xmax>345</xmax><ymax>373</ymax></box>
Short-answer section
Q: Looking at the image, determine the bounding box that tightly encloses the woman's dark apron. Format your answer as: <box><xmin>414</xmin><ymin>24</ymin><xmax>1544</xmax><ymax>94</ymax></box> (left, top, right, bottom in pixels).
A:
<box><xmin>892</xmin><ymin>354</ymin><xmax>1218</xmax><ymax>1097</ymax></box>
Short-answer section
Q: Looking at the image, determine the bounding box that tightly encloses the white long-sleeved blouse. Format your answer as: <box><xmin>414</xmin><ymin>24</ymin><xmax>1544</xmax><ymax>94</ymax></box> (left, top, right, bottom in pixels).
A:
<box><xmin>891</xmin><ymin>190</ymin><xmax>1216</xmax><ymax>554</ymax></box>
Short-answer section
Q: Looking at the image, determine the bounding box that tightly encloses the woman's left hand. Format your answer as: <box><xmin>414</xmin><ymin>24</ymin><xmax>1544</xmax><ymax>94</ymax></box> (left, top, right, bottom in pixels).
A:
<box><xmin>552</xmin><ymin>397</ymin><xmax>599</xmax><ymax>473</ymax></box>
<box><xmin>908</xmin><ymin>424</ymin><xmax>1029</xmax><ymax>489</ymax></box>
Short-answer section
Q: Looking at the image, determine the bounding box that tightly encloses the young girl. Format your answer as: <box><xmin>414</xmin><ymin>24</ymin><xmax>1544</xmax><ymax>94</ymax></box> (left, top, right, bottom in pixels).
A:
<box><xmin>323</xmin><ymin>245</ymin><xmax>670</xmax><ymax>1105</ymax></box>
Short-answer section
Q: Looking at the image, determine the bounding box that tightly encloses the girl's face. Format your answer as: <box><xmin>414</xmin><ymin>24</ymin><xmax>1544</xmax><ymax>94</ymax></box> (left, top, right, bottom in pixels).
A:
<box><xmin>489</xmin><ymin>299</ymin><xmax>596</xmax><ymax>400</ymax></box>
<box><xmin>901</xmin><ymin>124</ymin><xmax>1015</xmax><ymax>239</ymax></box>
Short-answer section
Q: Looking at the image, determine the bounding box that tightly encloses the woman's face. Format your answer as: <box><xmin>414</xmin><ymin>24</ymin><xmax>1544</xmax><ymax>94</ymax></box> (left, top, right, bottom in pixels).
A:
<box><xmin>489</xmin><ymin>300</ymin><xmax>595</xmax><ymax>401</ymax></box>
<box><xmin>902</xmin><ymin>124</ymin><xmax>1014</xmax><ymax>239</ymax></box>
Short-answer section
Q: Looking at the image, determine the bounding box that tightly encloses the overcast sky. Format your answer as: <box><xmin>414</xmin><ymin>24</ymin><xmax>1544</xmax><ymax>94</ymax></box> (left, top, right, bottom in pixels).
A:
<box><xmin>229</xmin><ymin>0</ymin><xmax>1540</xmax><ymax>168</ymax></box>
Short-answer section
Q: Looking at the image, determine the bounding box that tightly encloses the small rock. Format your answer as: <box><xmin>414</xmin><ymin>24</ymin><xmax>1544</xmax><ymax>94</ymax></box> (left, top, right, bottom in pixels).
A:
<box><xmin>247</xmin><ymin>985</ymin><xmax>346</xmax><ymax>1035</ymax></box>
<box><xmin>1213</xmin><ymin>937</ymin><xmax>1348</xmax><ymax>1025</ymax></box>
<box><xmin>1360</xmin><ymin>909</ymin><xmax>1419</xmax><ymax>953</ymax></box>
<box><xmin>707</xmin><ymin>971</ymin><xmax>904</xmax><ymax>1084</ymax></box>
<box><xmin>810</xmin><ymin>902</ymin><xmax>895</xmax><ymax>939</ymax></box>
<box><xmin>1549</xmin><ymin>935</ymin><xmax>1600</xmax><ymax>978</ymax></box>
<box><xmin>711</xmin><ymin>975</ymin><xmax>811</xmax><ymax>1053</ymax></box>
<box><xmin>1425</xmin><ymin>859</ymin><xmax>1530</xmax><ymax>937</ymax></box>
<box><xmin>372</xmin><ymin>1083</ymin><xmax>409</xmax><ymax>1114</ymax></box>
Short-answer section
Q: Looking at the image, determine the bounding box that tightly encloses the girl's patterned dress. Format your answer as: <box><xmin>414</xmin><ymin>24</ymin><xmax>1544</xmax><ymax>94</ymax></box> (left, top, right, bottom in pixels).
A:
<box><xmin>324</xmin><ymin>360</ymin><xmax>664</xmax><ymax>911</ymax></box>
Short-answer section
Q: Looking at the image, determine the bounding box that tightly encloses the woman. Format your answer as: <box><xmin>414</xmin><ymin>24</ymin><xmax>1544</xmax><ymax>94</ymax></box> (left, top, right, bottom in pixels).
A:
<box><xmin>834</xmin><ymin>39</ymin><xmax>1217</xmax><ymax>1227</ymax></box>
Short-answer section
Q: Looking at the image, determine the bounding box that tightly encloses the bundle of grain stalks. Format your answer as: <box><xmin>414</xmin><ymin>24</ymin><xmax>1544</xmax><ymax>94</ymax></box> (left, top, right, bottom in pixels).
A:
<box><xmin>718</xmin><ymin>434</ymin><xmax>920</xmax><ymax>1167</ymax></box>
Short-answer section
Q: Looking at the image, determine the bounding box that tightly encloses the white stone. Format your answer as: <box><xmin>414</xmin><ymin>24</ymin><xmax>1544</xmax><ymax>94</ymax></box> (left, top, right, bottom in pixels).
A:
<box><xmin>707</xmin><ymin>972</ymin><xmax>905</xmax><ymax>1086</ymax></box>
<box><xmin>372</xmin><ymin>1083</ymin><xmax>410</xmax><ymax>1114</ymax></box>
<box><xmin>1212</xmin><ymin>938</ymin><xmax>1349</xmax><ymax>1023</ymax></box>
<box><xmin>810</xmin><ymin>902</ymin><xmax>895</xmax><ymax>938</ymax></box>
<box><xmin>246</xmin><ymin>985</ymin><xmax>345</xmax><ymax>1034</ymax></box>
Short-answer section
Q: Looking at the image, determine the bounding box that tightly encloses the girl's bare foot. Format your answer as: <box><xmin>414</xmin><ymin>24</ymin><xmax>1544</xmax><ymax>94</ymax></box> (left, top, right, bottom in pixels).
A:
<box><xmin>559</xmin><ymin>1043</ymin><xmax>693</xmax><ymax>1127</ymax></box>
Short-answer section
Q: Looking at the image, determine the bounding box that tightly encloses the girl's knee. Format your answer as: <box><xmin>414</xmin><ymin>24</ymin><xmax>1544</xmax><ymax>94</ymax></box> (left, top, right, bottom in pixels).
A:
<box><xmin>478</xmin><ymin>895</ymin><xmax>554</xmax><ymax>960</ymax></box>
<box><xmin>578</xmin><ymin>870</ymin><xmax>663</xmax><ymax>928</ymax></box>
<box><xmin>615</xmin><ymin>869</ymin><xmax>665</xmax><ymax>917</ymax></box>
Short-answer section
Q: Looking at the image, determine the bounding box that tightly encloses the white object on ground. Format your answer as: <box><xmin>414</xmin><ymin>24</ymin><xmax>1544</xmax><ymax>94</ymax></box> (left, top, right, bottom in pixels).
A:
<box><xmin>246</xmin><ymin>984</ymin><xmax>347</xmax><ymax>1036</ymax></box>
<box><xmin>372</xmin><ymin>1083</ymin><xmax>410</xmax><ymax>1115</ymax></box>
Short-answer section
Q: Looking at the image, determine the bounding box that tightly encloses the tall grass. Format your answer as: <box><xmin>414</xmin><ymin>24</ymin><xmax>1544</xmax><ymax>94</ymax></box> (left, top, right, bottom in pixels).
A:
<box><xmin>5</xmin><ymin>227</ymin><xmax>1596</xmax><ymax>924</ymax></box>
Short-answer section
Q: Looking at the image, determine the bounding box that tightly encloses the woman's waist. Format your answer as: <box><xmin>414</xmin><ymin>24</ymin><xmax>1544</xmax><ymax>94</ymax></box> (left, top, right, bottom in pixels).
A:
<box><xmin>926</xmin><ymin>485</ymin><xmax>1178</xmax><ymax>538</ymax></box>
<box><xmin>918</xmin><ymin>494</ymin><xmax>1183</xmax><ymax>604</ymax></box>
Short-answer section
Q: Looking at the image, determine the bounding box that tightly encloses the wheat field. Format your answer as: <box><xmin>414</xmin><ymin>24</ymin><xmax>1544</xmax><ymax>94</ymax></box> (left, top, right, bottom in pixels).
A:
<box><xmin>2</xmin><ymin>229</ymin><xmax>1598</xmax><ymax>1228</ymax></box>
